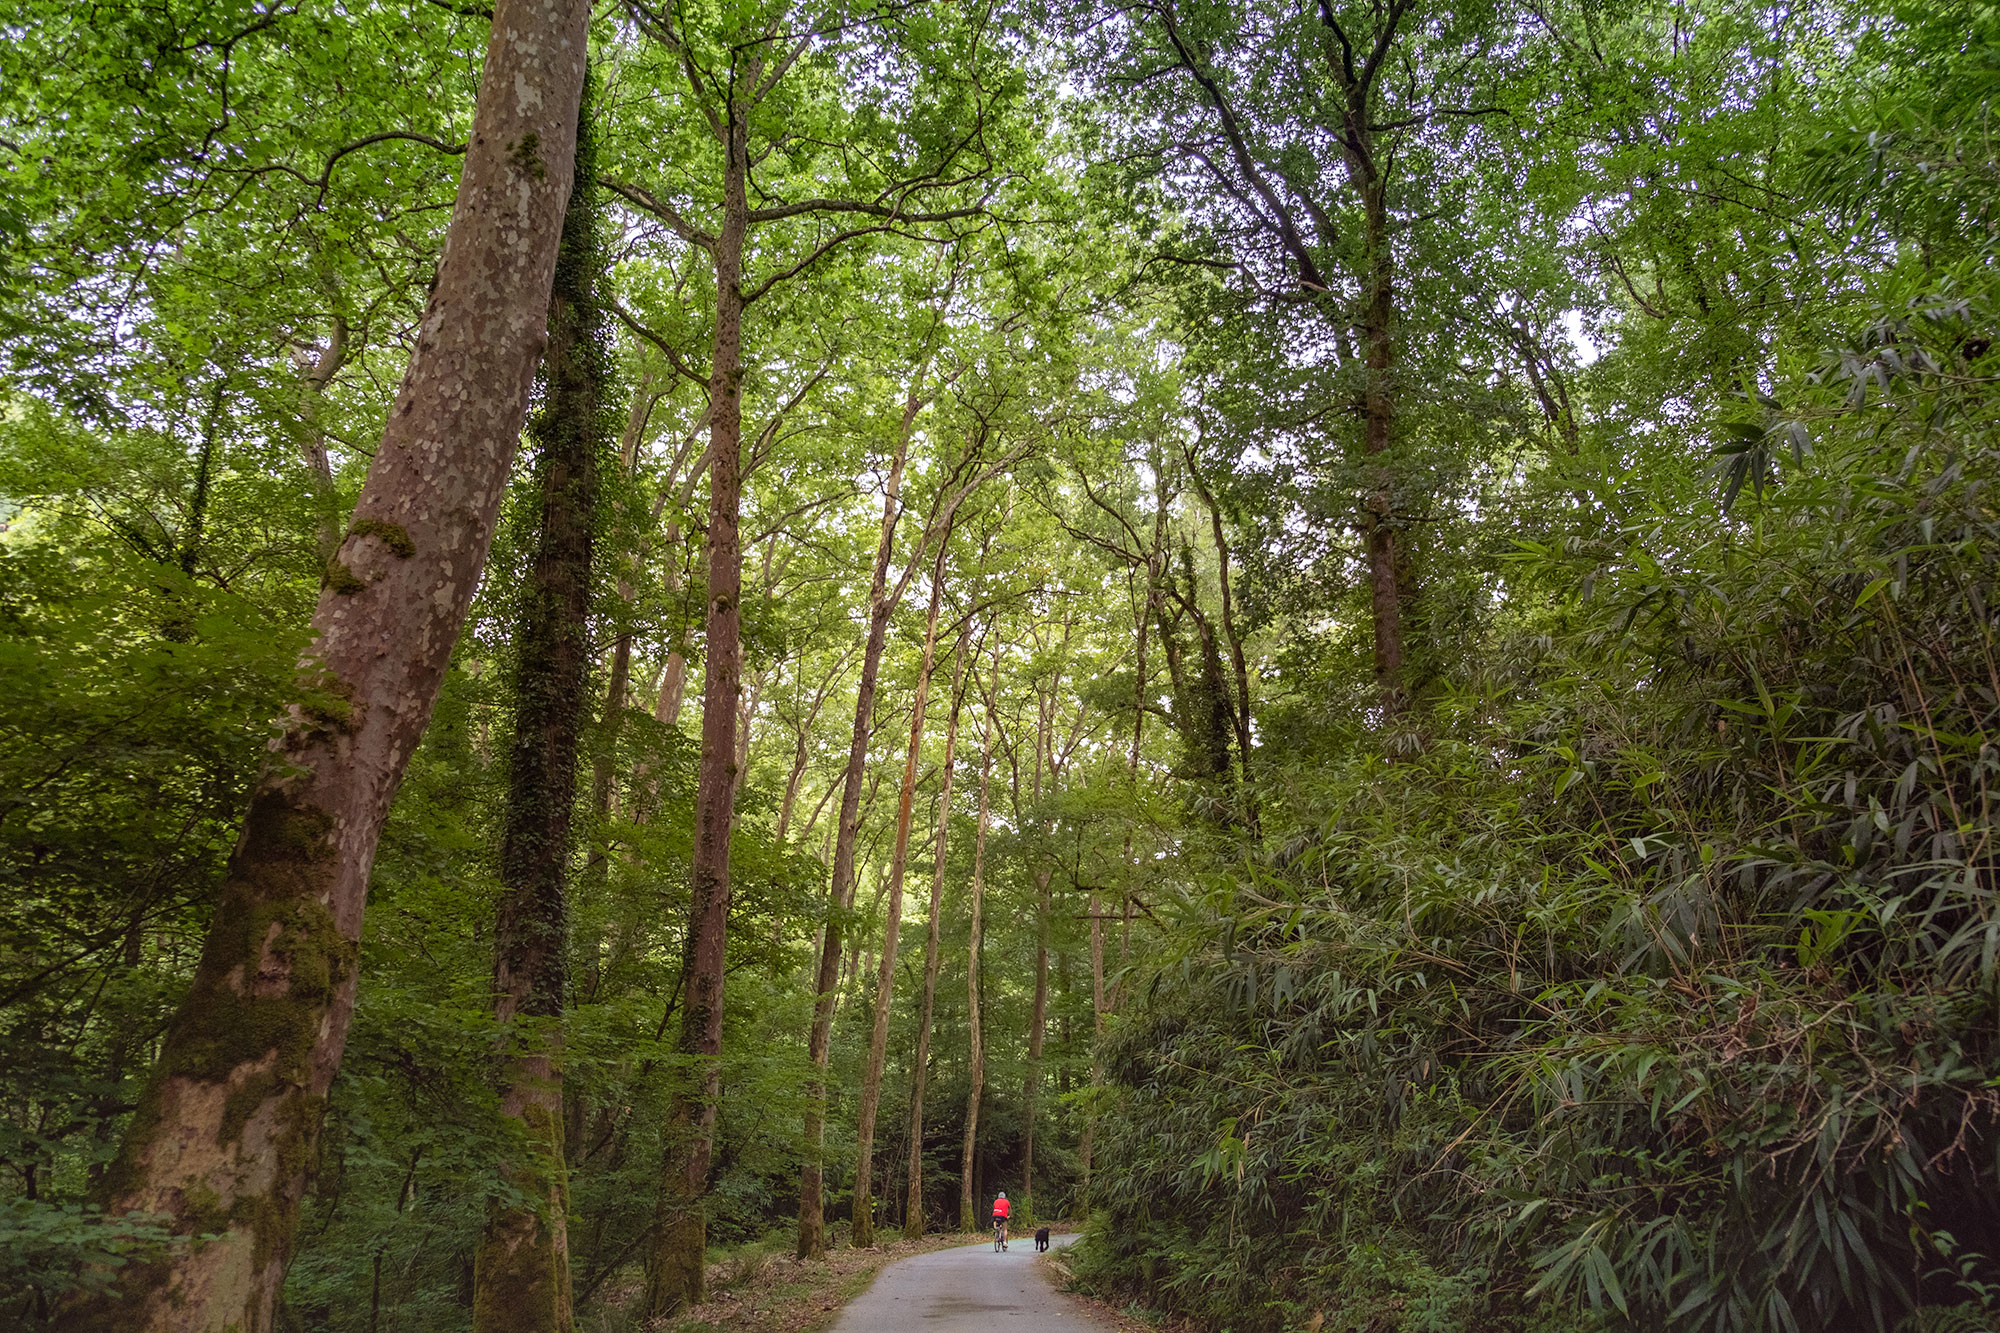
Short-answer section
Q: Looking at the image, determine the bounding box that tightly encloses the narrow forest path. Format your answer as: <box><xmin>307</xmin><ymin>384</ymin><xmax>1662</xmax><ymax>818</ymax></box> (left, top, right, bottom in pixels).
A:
<box><xmin>827</xmin><ymin>1234</ymin><xmax>1105</xmax><ymax>1333</ymax></box>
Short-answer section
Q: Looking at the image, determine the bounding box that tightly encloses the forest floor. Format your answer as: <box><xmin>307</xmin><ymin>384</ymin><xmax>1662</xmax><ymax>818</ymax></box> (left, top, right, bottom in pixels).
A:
<box><xmin>597</xmin><ymin>1229</ymin><xmax>1030</xmax><ymax>1333</ymax></box>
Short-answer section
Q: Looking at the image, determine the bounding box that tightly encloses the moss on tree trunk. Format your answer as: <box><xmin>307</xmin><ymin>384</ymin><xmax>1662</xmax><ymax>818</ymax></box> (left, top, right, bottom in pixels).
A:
<box><xmin>61</xmin><ymin>3</ymin><xmax>592</xmax><ymax>1327</ymax></box>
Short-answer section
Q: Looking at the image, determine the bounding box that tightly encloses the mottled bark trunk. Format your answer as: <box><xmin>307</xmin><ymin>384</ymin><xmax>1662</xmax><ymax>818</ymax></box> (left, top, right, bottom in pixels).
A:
<box><xmin>956</xmin><ymin>684</ymin><xmax>995</xmax><ymax>1232</ymax></box>
<box><xmin>851</xmin><ymin>557</ymin><xmax>947</xmax><ymax>1247</ymax></box>
<box><xmin>798</xmin><ymin>437</ymin><xmax>910</xmax><ymax>1260</ymax></box>
<box><xmin>645</xmin><ymin>92</ymin><xmax>750</xmax><ymax>1321</ymax></box>
<box><xmin>903</xmin><ymin>624</ymin><xmax>969</xmax><ymax>1239</ymax></box>
<box><xmin>68</xmin><ymin>6</ymin><xmax>589</xmax><ymax>1328</ymax></box>
<box><xmin>471</xmin><ymin>92</ymin><xmax>607</xmax><ymax>1333</ymax></box>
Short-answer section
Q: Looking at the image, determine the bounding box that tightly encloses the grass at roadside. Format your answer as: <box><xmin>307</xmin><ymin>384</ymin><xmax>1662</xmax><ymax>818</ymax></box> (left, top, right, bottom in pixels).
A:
<box><xmin>1038</xmin><ymin>1236</ymin><xmax>1194</xmax><ymax>1333</ymax></box>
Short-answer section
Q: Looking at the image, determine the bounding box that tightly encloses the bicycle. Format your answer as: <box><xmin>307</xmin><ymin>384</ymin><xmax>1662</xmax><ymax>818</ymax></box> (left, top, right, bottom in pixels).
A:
<box><xmin>992</xmin><ymin>1216</ymin><xmax>1008</xmax><ymax>1251</ymax></box>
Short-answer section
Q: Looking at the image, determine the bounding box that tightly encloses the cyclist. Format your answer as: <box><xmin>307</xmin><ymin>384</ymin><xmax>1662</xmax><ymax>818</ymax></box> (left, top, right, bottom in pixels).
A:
<box><xmin>991</xmin><ymin>1191</ymin><xmax>1011</xmax><ymax>1251</ymax></box>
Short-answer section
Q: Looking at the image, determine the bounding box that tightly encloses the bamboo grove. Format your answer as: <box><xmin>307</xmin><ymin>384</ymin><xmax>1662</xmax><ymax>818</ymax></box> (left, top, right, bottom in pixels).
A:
<box><xmin>2</xmin><ymin>0</ymin><xmax>1998</xmax><ymax>1329</ymax></box>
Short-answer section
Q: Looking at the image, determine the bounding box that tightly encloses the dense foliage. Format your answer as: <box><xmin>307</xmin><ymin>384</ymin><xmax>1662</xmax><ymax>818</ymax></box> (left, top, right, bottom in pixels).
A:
<box><xmin>1</xmin><ymin>0</ymin><xmax>1996</xmax><ymax>1328</ymax></box>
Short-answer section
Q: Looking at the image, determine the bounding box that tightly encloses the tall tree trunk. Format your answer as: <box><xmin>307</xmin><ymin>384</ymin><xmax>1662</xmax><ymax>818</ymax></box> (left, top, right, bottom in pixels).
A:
<box><xmin>1018</xmin><ymin>662</ymin><xmax>1055</xmax><ymax>1221</ymax></box>
<box><xmin>957</xmin><ymin>665</ymin><xmax>996</xmax><ymax>1233</ymax></box>
<box><xmin>851</xmin><ymin>545</ymin><xmax>949</xmax><ymax>1247</ymax></box>
<box><xmin>645</xmin><ymin>85</ymin><xmax>750</xmax><ymax>1321</ymax></box>
<box><xmin>903</xmin><ymin>622</ymin><xmax>970</xmax><ymax>1239</ymax></box>
<box><xmin>1348</xmin><ymin>144</ymin><xmax>1402</xmax><ymax>706</ymax></box>
<box><xmin>797</xmin><ymin>430</ymin><xmax>911</xmax><ymax>1260</ymax></box>
<box><xmin>472</xmin><ymin>90</ymin><xmax>608</xmax><ymax>1333</ymax></box>
<box><xmin>67</xmin><ymin>5</ymin><xmax>590</xmax><ymax>1327</ymax></box>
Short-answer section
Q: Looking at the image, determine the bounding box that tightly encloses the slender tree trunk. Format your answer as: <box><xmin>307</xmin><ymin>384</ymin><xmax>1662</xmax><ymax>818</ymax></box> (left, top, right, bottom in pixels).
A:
<box><xmin>735</xmin><ymin>668</ymin><xmax>764</xmax><ymax>780</ymax></box>
<box><xmin>1057</xmin><ymin>954</ymin><xmax>1072</xmax><ymax>1099</ymax></box>
<box><xmin>592</xmin><ymin>380</ymin><xmax>653</xmax><ymax>814</ymax></box>
<box><xmin>657</xmin><ymin>648</ymin><xmax>689</xmax><ymax>726</ymax></box>
<box><xmin>1148</xmin><ymin>476</ymin><xmax>1189</xmax><ymax>712</ymax></box>
<box><xmin>1350</xmin><ymin>155</ymin><xmax>1402</xmax><ymax>705</ymax></box>
<box><xmin>472</xmin><ymin>92</ymin><xmax>608</xmax><ymax>1333</ymax></box>
<box><xmin>179</xmin><ymin>382</ymin><xmax>225</xmax><ymax>579</ymax></box>
<box><xmin>797</xmin><ymin>384</ymin><xmax>928</xmax><ymax>1257</ymax></box>
<box><xmin>904</xmin><ymin>623</ymin><xmax>969</xmax><ymax>1238</ymax></box>
<box><xmin>851</xmin><ymin>547</ymin><xmax>949</xmax><ymax>1247</ymax></box>
<box><xmin>594</xmin><ymin>642</ymin><xmax>632</xmax><ymax>817</ymax></box>
<box><xmin>67</xmin><ymin>6</ymin><xmax>589</xmax><ymax>1327</ymax></box>
<box><xmin>1018</xmin><ymin>668</ymin><xmax>1054</xmax><ymax>1222</ymax></box>
<box><xmin>645</xmin><ymin>87</ymin><xmax>750</xmax><ymax>1321</ymax></box>
<box><xmin>1185</xmin><ymin>456</ymin><xmax>1255</xmax><ymax>797</ymax></box>
<box><xmin>775</xmin><ymin>648</ymin><xmax>853</xmax><ymax>841</ymax></box>
<box><xmin>292</xmin><ymin>314</ymin><xmax>348</xmax><ymax>564</ymax></box>
<box><xmin>957</xmin><ymin>668</ymin><xmax>996</xmax><ymax>1233</ymax></box>
<box><xmin>1080</xmin><ymin>873</ymin><xmax>1106</xmax><ymax>1207</ymax></box>
<box><xmin>846</xmin><ymin>866</ymin><xmax>885</xmax><ymax>996</ymax></box>
<box><xmin>1021</xmin><ymin>866</ymin><xmax>1049</xmax><ymax>1219</ymax></box>
<box><xmin>1083</xmin><ymin>576</ymin><xmax>1146</xmax><ymax>1205</ymax></box>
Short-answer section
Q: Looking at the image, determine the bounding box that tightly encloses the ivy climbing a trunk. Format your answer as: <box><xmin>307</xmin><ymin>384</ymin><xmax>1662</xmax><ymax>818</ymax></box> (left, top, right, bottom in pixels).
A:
<box><xmin>470</xmin><ymin>77</ymin><xmax>611</xmax><ymax>1333</ymax></box>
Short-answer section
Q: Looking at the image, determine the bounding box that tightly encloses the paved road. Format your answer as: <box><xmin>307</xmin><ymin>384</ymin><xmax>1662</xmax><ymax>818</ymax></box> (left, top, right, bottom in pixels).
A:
<box><xmin>827</xmin><ymin>1234</ymin><xmax>1108</xmax><ymax>1333</ymax></box>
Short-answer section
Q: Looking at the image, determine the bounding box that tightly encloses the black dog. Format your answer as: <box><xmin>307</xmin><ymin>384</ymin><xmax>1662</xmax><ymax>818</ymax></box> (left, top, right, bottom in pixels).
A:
<box><xmin>1034</xmin><ymin>1226</ymin><xmax>1050</xmax><ymax>1252</ymax></box>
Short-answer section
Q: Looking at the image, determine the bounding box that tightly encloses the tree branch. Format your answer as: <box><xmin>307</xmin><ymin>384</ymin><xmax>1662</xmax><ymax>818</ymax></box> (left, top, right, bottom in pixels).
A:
<box><xmin>601</xmin><ymin>178</ymin><xmax>717</xmax><ymax>249</ymax></box>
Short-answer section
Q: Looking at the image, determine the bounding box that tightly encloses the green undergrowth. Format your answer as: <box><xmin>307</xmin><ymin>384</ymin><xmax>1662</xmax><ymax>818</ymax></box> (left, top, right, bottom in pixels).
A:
<box><xmin>1076</xmin><ymin>264</ymin><xmax>2000</xmax><ymax>1332</ymax></box>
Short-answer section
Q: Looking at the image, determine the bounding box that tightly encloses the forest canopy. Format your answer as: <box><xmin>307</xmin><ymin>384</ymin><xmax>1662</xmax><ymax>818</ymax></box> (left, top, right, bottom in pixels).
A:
<box><xmin>2</xmin><ymin>0</ymin><xmax>1998</xmax><ymax>1329</ymax></box>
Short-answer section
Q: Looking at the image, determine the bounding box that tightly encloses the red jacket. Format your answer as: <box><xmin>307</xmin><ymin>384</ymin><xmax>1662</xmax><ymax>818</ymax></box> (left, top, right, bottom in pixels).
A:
<box><xmin>992</xmin><ymin>1198</ymin><xmax>1011</xmax><ymax>1218</ymax></box>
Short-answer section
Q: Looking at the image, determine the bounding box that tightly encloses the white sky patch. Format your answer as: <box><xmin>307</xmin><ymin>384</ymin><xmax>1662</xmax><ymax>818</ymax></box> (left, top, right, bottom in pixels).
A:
<box><xmin>1563</xmin><ymin>311</ymin><xmax>1602</xmax><ymax>366</ymax></box>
